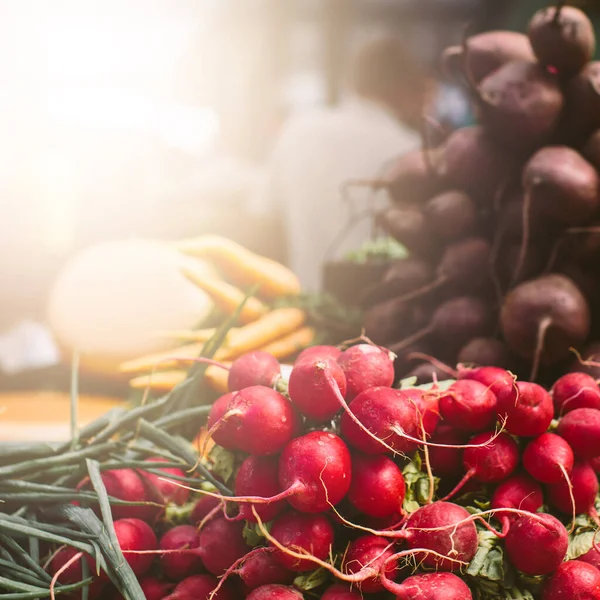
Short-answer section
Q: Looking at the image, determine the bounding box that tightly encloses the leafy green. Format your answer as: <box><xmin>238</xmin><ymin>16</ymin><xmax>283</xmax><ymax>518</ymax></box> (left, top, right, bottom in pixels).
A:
<box><xmin>293</xmin><ymin>567</ymin><xmax>330</xmax><ymax>591</ymax></box>
<box><xmin>402</xmin><ymin>455</ymin><xmax>438</xmax><ymax>513</ymax></box>
<box><xmin>204</xmin><ymin>445</ymin><xmax>236</xmax><ymax>486</ymax></box>
<box><xmin>243</xmin><ymin>521</ymin><xmax>271</xmax><ymax>547</ymax></box>
<box><xmin>345</xmin><ymin>236</ymin><xmax>408</xmax><ymax>263</ymax></box>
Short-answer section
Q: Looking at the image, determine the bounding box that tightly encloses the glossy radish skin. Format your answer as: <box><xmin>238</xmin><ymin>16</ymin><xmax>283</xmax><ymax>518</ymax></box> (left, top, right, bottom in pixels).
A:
<box><xmin>428</xmin><ymin>426</ymin><xmax>466</xmax><ymax>479</ymax></box>
<box><xmin>523</xmin><ymin>433</ymin><xmax>575</xmax><ymax>484</ymax></box>
<box><xmin>197</xmin><ymin>517</ymin><xmax>250</xmax><ymax>576</ymax></box>
<box><xmin>321</xmin><ymin>584</ymin><xmax>362</xmax><ymax>600</ymax></box>
<box><xmin>246</xmin><ymin>585</ymin><xmax>304</xmax><ymax>600</ymax></box>
<box><xmin>159</xmin><ymin>525</ymin><xmax>202</xmax><ymax>581</ymax></box>
<box><xmin>343</xmin><ymin>535</ymin><xmax>399</xmax><ymax>593</ymax></box>
<box><xmin>458</xmin><ymin>366</ymin><xmax>515</xmax><ymax>399</ymax></box>
<box><xmin>438</xmin><ymin>379</ymin><xmax>497</xmax><ymax>432</ymax></box>
<box><xmin>495</xmin><ymin>381</ymin><xmax>553</xmax><ymax>437</ymax></box>
<box><xmin>191</xmin><ymin>496</ymin><xmax>222</xmax><ymax>525</ymax></box>
<box><xmin>505</xmin><ymin>513</ymin><xmax>569</xmax><ymax>575</ymax></box>
<box><xmin>139</xmin><ymin>578</ymin><xmax>174</xmax><ymax>600</ymax></box>
<box><xmin>296</xmin><ymin>345</ymin><xmax>342</xmax><ymax>364</ymax></box>
<box><xmin>348</xmin><ymin>453</ymin><xmax>405</xmax><ymax>518</ymax></box>
<box><xmin>404</xmin><ymin>502</ymin><xmax>478</xmax><ymax>572</ymax></box>
<box><xmin>491</xmin><ymin>472</ymin><xmax>544</xmax><ymax>516</ymax></box>
<box><xmin>552</xmin><ymin>373</ymin><xmax>600</xmax><ymax>416</ymax></box>
<box><xmin>340</xmin><ymin>386</ymin><xmax>420</xmax><ymax>455</ymax></box>
<box><xmin>142</xmin><ymin>457</ymin><xmax>190</xmax><ymax>506</ymax></box>
<box><xmin>288</xmin><ymin>357</ymin><xmax>347</xmax><ymax>421</ymax></box>
<box><xmin>383</xmin><ymin>572</ymin><xmax>473</xmax><ymax>600</ymax></box>
<box><xmin>336</xmin><ymin>344</ymin><xmax>395</xmax><ymax>400</ymax></box>
<box><xmin>542</xmin><ymin>560</ymin><xmax>600</xmax><ymax>600</ymax></box>
<box><xmin>235</xmin><ymin>456</ymin><xmax>286</xmax><ymax>523</ymax></box>
<box><xmin>236</xmin><ymin>551</ymin><xmax>295</xmax><ymax>590</ymax></box>
<box><xmin>206</xmin><ymin>392</ymin><xmax>237</xmax><ymax>448</ymax></box>
<box><xmin>278</xmin><ymin>431</ymin><xmax>352</xmax><ymax>513</ymax></box>
<box><xmin>463</xmin><ymin>431</ymin><xmax>520</xmax><ymax>483</ymax></box>
<box><xmin>557</xmin><ymin>408</ymin><xmax>600</xmax><ymax>460</ymax></box>
<box><xmin>223</xmin><ymin>386</ymin><xmax>299</xmax><ymax>455</ymax></box>
<box><xmin>228</xmin><ymin>351</ymin><xmax>281</xmax><ymax>392</ymax></box>
<box><xmin>578</xmin><ymin>547</ymin><xmax>600</xmax><ymax>570</ymax></box>
<box><xmin>269</xmin><ymin>511</ymin><xmax>335</xmax><ymax>572</ymax></box>
<box><xmin>547</xmin><ymin>462</ymin><xmax>599</xmax><ymax>516</ymax></box>
<box><xmin>404</xmin><ymin>388</ymin><xmax>440</xmax><ymax>438</ymax></box>
<box><xmin>49</xmin><ymin>547</ymin><xmax>106</xmax><ymax>600</ymax></box>
<box><xmin>113</xmin><ymin>518</ymin><xmax>157</xmax><ymax>577</ymax></box>
<box><xmin>163</xmin><ymin>574</ymin><xmax>235</xmax><ymax>600</ymax></box>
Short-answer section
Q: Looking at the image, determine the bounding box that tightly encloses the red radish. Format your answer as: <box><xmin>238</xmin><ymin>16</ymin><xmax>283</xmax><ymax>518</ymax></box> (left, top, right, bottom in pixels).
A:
<box><xmin>495</xmin><ymin>381</ymin><xmax>553</xmax><ymax>437</ymax></box>
<box><xmin>114</xmin><ymin>518</ymin><xmax>157</xmax><ymax>577</ymax></box>
<box><xmin>159</xmin><ymin>525</ymin><xmax>202</xmax><ymax>581</ymax></box>
<box><xmin>191</xmin><ymin>496</ymin><xmax>222</xmax><ymax>524</ymax></box>
<box><xmin>288</xmin><ymin>356</ymin><xmax>347</xmax><ymax>421</ymax></box>
<box><xmin>402</xmin><ymin>502</ymin><xmax>479</xmax><ymax>571</ymax></box>
<box><xmin>343</xmin><ymin>535</ymin><xmax>399</xmax><ymax>593</ymax></box>
<box><xmin>49</xmin><ymin>547</ymin><xmax>106</xmax><ymax>600</ymax></box>
<box><xmin>523</xmin><ymin>433</ymin><xmax>574</xmax><ymax>484</ymax></box>
<box><xmin>505</xmin><ymin>512</ymin><xmax>569</xmax><ymax>575</ymax></box>
<box><xmin>592</xmin><ymin>456</ymin><xmax>600</xmax><ymax>474</ymax></box>
<box><xmin>336</xmin><ymin>343</ymin><xmax>395</xmax><ymax>400</ymax></box>
<box><xmin>163</xmin><ymin>574</ymin><xmax>235</xmax><ymax>600</ymax></box>
<box><xmin>246</xmin><ymin>585</ymin><xmax>304</xmax><ymax>600</ymax></box>
<box><xmin>269</xmin><ymin>511</ymin><xmax>335</xmax><ymax>572</ymax></box>
<box><xmin>321</xmin><ymin>584</ymin><xmax>362</xmax><ymax>600</ymax></box>
<box><xmin>438</xmin><ymin>379</ymin><xmax>497</xmax><ymax>432</ymax></box>
<box><xmin>382</xmin><ymin>571</ymin><xmax>473</xmax><ymax>600</ymax></box>
<box><xmin>234</xmin><ymin>455</ymin><xmax>287</xmax><ymax>523</ymax></box>
<box><xmin>234</xmin><ymin>550</ymin><xmax>295</xmax><ymax>590</ymax></box>
<box><xmin>197</xmin><ymin>517</ymin><xmax>250</xmax><ymax>576</ymax></box>
<box><xmin>296</xmin><ymin>345</ymin><xmax>341</xmax><ymax>363</ymax></box>
<box><xmin>457</xmin><ymin>365</ymin><xmax>515</xmax><ymax>399</ymax></box>
<box><xmin>404</xmin><ymin>388</ymin><xmax>440</xmax><ymax>438</ymax></box>
<box><xmin>491</xmin><ymin>472</ymin><xmax>544</xmax><ymax>534</ymax></box>
<box><xmin>547</xmin><ymin>461</ymin><xmax>599</xmax><ymax>516</ymax></box>
<box><xmin>552</xmin><ymin>372</ymin><xmax>600</xmax><ymax>415</ymax></box>
<box><xmin>206</xmin><ymin>392</ymin><xmax>237</xmax><ymax>448</ymax></box>
<box><xmin>278</xmin><ymin>431</ymin><xmax>352</xmax><ymax>512</ymax></box>
<box><xmin>347</xmin><ymin>453</ymin><xmax>405</xmax><ymax>518</ymax></box>
<box><xmin>139</xmin><ymin>577</ymin><xmax>174</xmax><ymax>600</ymax></box>
<box><xmin>557</xmin><ymin>408</ymin><xmax>600</xmax><ymax>459</ymax></box>
<box><xmin>340</xmin><ymin>386</ymin><xmax>420</xmax><ymax>455</ymax></box>
<box><xmin>141</xmin><ymin>457</ymin><xmax>189</xmax><ymax>506</ymax></box>
<box><xmin>207</xmin><ymin>386</ymin><xmax>298</xmax><ymax>455</ymax></box>
<box><xmin>542</xmin><ymin>560</ymin><xmax>600</xmax><ymax>600</ymax></box>
<box><xmin>442</xmin><ymin>431</ymin><xmax>519</xmax><ymax>500</ymax></box>
<box><xmin>428</xmin><ymin>426</ymin><xmax>467</xmax><ymax>479</ymax></box>
<box><xmin>228</xmin><ymin>351</ymin><xmax>281</xmax><ymax>392</ymax></box>
<box><xmin>578</xmin><ymin>547</ymin><xmax>600</xmax><ymax>570</ymax></box>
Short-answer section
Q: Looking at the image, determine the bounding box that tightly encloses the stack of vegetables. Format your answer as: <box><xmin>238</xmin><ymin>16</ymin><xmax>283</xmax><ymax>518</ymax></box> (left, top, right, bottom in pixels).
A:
<box><xmin>6</xmin><ymin>335</ymin><xmax>600</xmax><ymax>599</ymax></box>
<box><xmin>362</xmin><ymin>1</ymin><xmax>600</xmax><ymax>384</ymax></box>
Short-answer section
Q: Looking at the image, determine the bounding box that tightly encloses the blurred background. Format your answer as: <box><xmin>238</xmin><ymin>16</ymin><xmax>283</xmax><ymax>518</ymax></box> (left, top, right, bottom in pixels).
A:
<box><xmin>0</xmin><ymin>0</ymin><xmax>598</xmax><ymax>402</ymax></box>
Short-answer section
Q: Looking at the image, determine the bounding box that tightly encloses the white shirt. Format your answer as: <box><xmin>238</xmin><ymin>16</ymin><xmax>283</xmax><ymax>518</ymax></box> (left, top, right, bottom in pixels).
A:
<box><xmin>265</xmin><ymin>97</ymin><xmax>420</xmax><ymax>292</ymax></box>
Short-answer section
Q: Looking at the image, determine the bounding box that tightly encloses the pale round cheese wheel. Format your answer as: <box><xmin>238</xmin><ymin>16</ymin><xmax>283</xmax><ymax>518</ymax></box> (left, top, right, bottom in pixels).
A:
<box><xmin>48</xmin><ymin>239</ymin><xmax>215</xmax><ymax>377</ymax></box>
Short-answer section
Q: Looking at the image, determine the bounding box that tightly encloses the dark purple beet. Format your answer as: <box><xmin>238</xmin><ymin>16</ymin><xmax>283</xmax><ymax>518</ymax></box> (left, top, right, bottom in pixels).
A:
<box><xmin>523</xmin><ymin>146</ymin><xmax>599</xmax><ymax>226</ymax></box>
<box><xmin>582</xmin><ymin>129</ymin><xmax>600</xmax><ymax>171</ymax></box>
<box><xmin>407</xmin><ymin>362</ymin><xmax>452</xmax><ymax>385</ymax></box>
<box><xmin>457</xmin><ymin>337</ymin><xmax>514</xmax><ymax>369</ymax></box>
<box><xmin>501</xmin><ymin>274</ymin><xmax>591</xmax><ymax>368</ymax></box>
<box><xmin>567</xmin><ymin>342</ymin><xmax>600</xmax><ymax>378</ymax></box>
<box><xmin>375</xmin><ymin>205</ymin><xmax>436</xmax><ymax>258</ymax></box>
<box><xmin>384</xmin><ymin>150</ymin><xmax>443</xmax><ymax>204</ymax></box>
<box><xmin>563</xmin><ymin>222</ymin><xmax>600</xmax><ymax>267</ymax></box>
<box><xmin>477</xmin><ymin>61</ymin><xmax>563</xmax><ymax>151</ymax></box>
<box><xmin>442</xmin><ymin>30</ymin><xmax>534</xmax><ymax>83</ymax></box>
<box><xmin>496</xmin><ymin>239</ymin><xmax>552</xmax><ymax>288</ymax></box>
<box><xmin>435</xmin><ymin>126</ymin><xmax>513</xmax><ymax>199</ymax></box>
<box><xmin>363</xmin><ymin>297</ymin><xmax>411</xmax><ymax>347</ymax></box>
<box><xmin>424</xmin><ymin>190</ymin><xmax>477</xmax><ymax>242</ymax></box>
<box><xmin>561</xmin><ymin>62</ymin><xmax>600</xmax><ymax>145</ymax></box>
<box><xmin>498</xmin><ymin>190</ymin><xmax>558</xmax><ymax>240</ymax></box>
<box><xmin>528</xmin><ymin>5</ymin><xmax>595</xmax><ymax>76</ymax></box>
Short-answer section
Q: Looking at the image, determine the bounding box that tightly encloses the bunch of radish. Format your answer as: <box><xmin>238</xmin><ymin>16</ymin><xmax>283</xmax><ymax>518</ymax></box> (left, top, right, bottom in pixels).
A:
<box><xmin>359</xmin><ymin>1</ymin><xmax>600</xmax><ymax>386</ymax></box>
<box><xmin>43</xmin><ymin>342</ymin><xmax>600</xmax><ymax>599</ymax></box>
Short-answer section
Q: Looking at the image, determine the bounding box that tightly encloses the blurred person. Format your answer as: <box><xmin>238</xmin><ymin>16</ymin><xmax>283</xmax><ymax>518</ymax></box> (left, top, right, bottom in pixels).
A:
<box><xmin>265</xmin><ymin>35</ymin><xmax>433</xmax><ymax>292</ymax></box>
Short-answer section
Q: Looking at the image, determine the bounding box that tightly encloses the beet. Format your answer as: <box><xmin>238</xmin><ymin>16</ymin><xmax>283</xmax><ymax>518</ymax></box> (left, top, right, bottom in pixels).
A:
<box><xmin>383</xmin><ymin>150</ymin><xmax>443</xmax><ymax>204</ymax></box>
<box><xmin>363</xmin><ymin>297</ymin><xmax>413</xmax><ymax>346</ymax></box>
<box><xmin>523</xmin><ymin>146</ymin><xmax>600</xmax><ymax>226</ymax></box>
<box><xmin>424</xmin><ymin>191</ymin><xmax>477</xmax><ymax>242</ymax></box>
<box><xmin>442</xmin><ymin>30</ymin><xmax>534</xmax><ymax>83</ymax></box>
<box><xmin>457</xmin><ymin>337</ymin><xmax>514</xmax><ymax>369</ymax></box>
<box><xmin>376</xmin><ymin>205</ymin><xmax>436</xmax><ymax>257</ymax></box>
<box><xmin>500</xmin><ymin>274</ymin><xmax>590</xmax><ymax>370</ymax></box>
<box><xmin>561</xmin><ymin>61</ymin><xmax>600</xmax><ymax>144</ymax></box>
<box><xmin>528</xmin><ymin>5</ymin><xmax>595</xmax><ymax>75</ymax></box>
<box><xmin>477</xmin><ymin>61</ymin><xmax>563</xmax><ymax>151</ymax></box>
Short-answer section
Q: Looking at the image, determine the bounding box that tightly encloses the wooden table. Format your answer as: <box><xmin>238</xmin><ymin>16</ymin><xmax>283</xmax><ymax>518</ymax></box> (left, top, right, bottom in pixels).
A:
<box><xmin>0</xmin><ymin>391</ymin><xmax>124</xmax><ymax>442</ymax></box>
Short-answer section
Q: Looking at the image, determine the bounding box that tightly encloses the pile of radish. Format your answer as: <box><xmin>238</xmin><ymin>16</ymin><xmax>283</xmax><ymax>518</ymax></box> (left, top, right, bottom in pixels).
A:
<box><xmin>38</xmin><ymin>341</ymin><xmax>600</xmax><ymax>599</ymax></box>
<box><xmin>361</xmin><ymin>1</ymin><xmax>600</xmax><ymax>386</ymax></box>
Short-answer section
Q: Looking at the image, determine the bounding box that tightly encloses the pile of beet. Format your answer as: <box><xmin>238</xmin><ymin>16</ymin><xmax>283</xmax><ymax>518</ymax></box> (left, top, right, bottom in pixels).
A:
<box><xmin>361</xmin><ymin>1</ymin><xmax>600</xmax><ymax>384</ymax></box>
<box><xmin>27</xmin><ymin>343</ymin><xmax>600</xmax><ymax>599</ymax></box>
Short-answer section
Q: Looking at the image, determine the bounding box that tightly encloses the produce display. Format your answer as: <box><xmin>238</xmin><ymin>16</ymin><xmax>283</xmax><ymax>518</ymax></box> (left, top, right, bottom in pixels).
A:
<box><xmin>362</xmin><ymin>1</ymin><xmax>600</xmax><ymax>385</ymax></box>
<box><xmin>4</xmin><ymin>335</ymin><xmax>600</xmax><ymax>599</ymax></box>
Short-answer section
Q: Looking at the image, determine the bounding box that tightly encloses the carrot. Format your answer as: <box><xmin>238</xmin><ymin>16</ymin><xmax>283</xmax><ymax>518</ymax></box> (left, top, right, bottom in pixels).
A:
<box><xmin>119</xmin><ymin>343</ymin><xmax>203</xmax><ymax>374</ymax></box>
<box><xmin>182</xmin><ymin>263</ymin><xmax>268</xmax><ymax>324</ymax></box>
<box><xmin>129</xmin><ymin>370</ymin><xmax>187</xmax><ymax>392</ymax></box>
<box><xmin>260</xmin><ymin>326</ymin><xmax>316</xmax><ymax>360</ymax></box>
<box><xmin>175</xmin><ymin>235</ymin><xmax>301</xmax><ymax>300</ymax></box>
<box><xmin>153</xmin><ymin>327</ymin><xmax>232</xmax><ymax>343</ymax></box>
